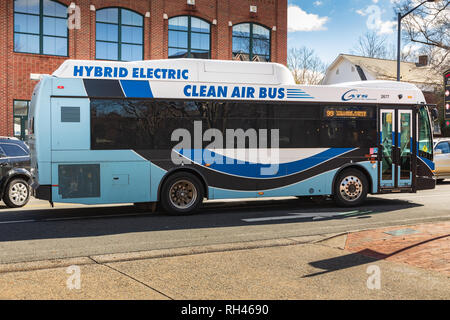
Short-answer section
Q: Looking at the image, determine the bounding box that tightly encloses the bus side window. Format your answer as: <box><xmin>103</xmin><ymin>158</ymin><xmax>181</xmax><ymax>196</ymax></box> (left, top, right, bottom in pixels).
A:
<box><xmin>61</xmin><ymin>107</ymin><xmax>81</xmax><ymax>123</ymax></box>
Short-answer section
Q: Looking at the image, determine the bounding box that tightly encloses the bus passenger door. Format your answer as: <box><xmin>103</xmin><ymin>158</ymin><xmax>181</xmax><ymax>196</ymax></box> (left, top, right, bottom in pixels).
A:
<box><xmin>397</xmin><ymin>110</ymin><xmax>412</xmax><ymax>187</ymax></box>
<box><xmin>379</xmin><ymin>109</ymin><xmax>413</xmax><ymax>189</ymax></box>
<box><xmin>380</xmin><ymin>110</ymin><xmax>395</xmax><ymax>188</ymax></box>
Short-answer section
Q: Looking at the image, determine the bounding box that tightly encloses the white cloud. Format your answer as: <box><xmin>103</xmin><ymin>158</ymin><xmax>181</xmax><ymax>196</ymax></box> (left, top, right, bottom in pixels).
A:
<box><xmin>314</xmin><ymin>1</ymin><xmax>323</xmax><ymax>6</ymax></box>
<box><xmin>356</xmin><ymin>9</ymin><xmax>367</xmax><ymax>16</ymax></box>
<box><xmin>375</xmin><ymin>20</ymin><xmax>397</xmax><ymax>34</ymax></box>
<box><xmin>288</xmin><ymin>5</ymin><xmax>329</xmax><ymax>32</ymax></box>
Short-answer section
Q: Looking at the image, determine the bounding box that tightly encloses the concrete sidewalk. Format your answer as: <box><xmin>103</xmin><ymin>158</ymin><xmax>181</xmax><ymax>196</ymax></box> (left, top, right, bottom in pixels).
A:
<box><xmin>0</xmin><ymin>224</ymin><xmax>449</xmax><ymax>300</ymax></box>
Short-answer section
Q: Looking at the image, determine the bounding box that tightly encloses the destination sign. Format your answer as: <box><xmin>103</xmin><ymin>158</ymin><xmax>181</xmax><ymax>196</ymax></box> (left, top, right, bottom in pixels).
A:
<box><xmin>324</xmin><ymin>107</ymin><xmax>371</xmax><ymax>118</ymax></box>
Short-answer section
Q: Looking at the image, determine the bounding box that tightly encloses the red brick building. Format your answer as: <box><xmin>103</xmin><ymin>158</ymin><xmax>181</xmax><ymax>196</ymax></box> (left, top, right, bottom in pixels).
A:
<box><xmin>0</xmin><ymin>0</ymin><xmax>287</xmax><ymax>139</ymax></box>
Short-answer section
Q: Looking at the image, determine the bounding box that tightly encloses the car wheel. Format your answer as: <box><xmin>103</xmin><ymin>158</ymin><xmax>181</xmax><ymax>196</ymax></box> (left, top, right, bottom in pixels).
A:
<box><xmin>160</xmin><ymin>172</ymin><xmax>204</xmax><ymax>215</ymax></box>
<box><xmin>334</xmin><ymin>169</ymin><xmax>368</xmax><ymax>207</ymax></box>
<box><xmin>3</xmin><ymin>178</ymin><xmax>31</xmax><ymax>208</ymax></box>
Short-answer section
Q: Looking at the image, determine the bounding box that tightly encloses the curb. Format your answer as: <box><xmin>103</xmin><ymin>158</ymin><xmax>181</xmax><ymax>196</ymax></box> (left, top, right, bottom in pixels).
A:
<box><xmin>0</xmin><ymin>257</ymin><xmax>95</xmax><ymax>274</ymax></box>
<box><xmin>0</xmin><ymin>235</ymin><xmax>325</xmax><ymax>274</ymax></box>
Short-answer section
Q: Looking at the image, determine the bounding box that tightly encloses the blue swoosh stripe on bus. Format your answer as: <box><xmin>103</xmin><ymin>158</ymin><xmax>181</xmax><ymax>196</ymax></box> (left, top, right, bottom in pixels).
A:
<box><xmin>419</xmin><ymin>156</ymin><xmax>435</xmax><ymax>171</ymax></box>
<box><xmin>287</xmin><ymin>96</ymin><xmax>314</xmax><ymax>99</ymax></box>
<box><xmin>120</xmin><ymin>80</ymin><xmax>154</xmax><ymax>98</ymax></box>
<box><xmin>174</xmin><ymin>148</ymin><xmax>354</xmax><ymax>178</ymax></box>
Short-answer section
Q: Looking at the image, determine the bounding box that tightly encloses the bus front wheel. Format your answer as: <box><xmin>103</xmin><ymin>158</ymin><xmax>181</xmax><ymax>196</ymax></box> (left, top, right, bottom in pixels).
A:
<box><xmin>334</xmin><ymin>169</ymin><xmax>368</xmax><ymax>207</ymax></box>
<box><xmin>160</xmin><ymin>172</ymin><xmax>204</xmax><ymax>215</ymax></box>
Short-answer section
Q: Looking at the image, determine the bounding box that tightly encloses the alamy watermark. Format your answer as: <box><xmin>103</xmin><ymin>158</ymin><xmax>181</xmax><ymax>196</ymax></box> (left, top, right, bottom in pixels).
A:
<box><xmin>66</xmin><ymin>265</ymin><xmax>81</xmax><ymax>290</ymax></box>
<box><xmin>365</xmin><ymin>5</ymin><xmax>383</xmax><ymax>31</ymax></box>
<box><xmin>68</xmin><ymin>5</ymin><xmax>81</xmax><ymax>30</ymax></box>
<box><xmin>357</xmin><ymin>2</ymin><xmax>398</xmax><ymax>35</ymax></box>
<box><xmin>171</xmin><ymin>121</ymin><xmax>281</xmax><ymax>176</ymax></box>
<box><xmin>366</xmin><ymin>265</ymin><xmax>381</xmax><ymax>290</ymax></box>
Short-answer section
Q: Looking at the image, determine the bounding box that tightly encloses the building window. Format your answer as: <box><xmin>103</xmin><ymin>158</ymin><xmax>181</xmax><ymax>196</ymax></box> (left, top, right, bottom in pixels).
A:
<box><xmin>232</xmin><ymin>23</ymin><xmax>270</xmax><ymax>62</ymax></box>
<box><xmin>168</xmin><ymin>16</ymin><xmax>210</xmax><ymax>59</ymax></box>
<box><xmin>14</xmin><ymin>100</ymin><xmax>30</xmax><ymax>141</ymax></box>
<box><xmin>14</xmin><ymin>0</ymin><xmax>68</xmax><ymax>56</ymax></box>
<box><xmin>96</xmin><ymin>8</ymin><xmax>144</xmax><ymax>61</ymax></box>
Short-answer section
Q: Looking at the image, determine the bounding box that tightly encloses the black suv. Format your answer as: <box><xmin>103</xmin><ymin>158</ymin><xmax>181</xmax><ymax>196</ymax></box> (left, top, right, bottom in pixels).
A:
<box><xmin>0</xmin><ymin>137</ymin><xmax>31</xmax><ymax>208</ymax></box>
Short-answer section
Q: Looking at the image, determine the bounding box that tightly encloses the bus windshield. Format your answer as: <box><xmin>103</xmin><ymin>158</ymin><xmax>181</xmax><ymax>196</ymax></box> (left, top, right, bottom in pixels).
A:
<box><xmin>418</xmin><ymin>105</ymin><xmax>433</xmax><ymax>156</ymax></box>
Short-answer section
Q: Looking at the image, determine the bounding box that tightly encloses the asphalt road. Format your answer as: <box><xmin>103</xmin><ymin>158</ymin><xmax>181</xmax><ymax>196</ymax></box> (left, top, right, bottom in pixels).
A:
<box><xmin>0</xmin><ymin>182</ymin><xmax>449</xmax><ymax>264</ymax></box>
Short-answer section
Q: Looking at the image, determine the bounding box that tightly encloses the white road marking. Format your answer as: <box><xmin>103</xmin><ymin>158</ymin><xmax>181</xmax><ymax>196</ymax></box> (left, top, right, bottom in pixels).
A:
<box><xmin>242</xmin><ymin>211</ymin><xmax>359</xmax><ymax>223</ymax></box>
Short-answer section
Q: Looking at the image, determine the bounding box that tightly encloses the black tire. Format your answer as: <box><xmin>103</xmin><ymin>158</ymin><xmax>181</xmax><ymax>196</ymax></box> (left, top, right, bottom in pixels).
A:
<box><xmin>3</xmin><ymin>178</ymin><xmax>31</xmax><ymax>208</ymax></box>
<box><xmin>160</xmin><ymin>172</ymin><xmax>204</xmax><ymax>215</ymax></box>
<box><xmin>334</xmin><ymin>169</ymin><xmax>368</xmax><ymax>207</ymax></box>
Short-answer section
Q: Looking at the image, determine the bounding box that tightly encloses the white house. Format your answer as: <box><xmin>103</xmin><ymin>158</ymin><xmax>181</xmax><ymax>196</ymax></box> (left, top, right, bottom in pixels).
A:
<box><xmin>322</xmin><ymin>54</ymin><xmax>442</xmax><ymax>98</ymax></box>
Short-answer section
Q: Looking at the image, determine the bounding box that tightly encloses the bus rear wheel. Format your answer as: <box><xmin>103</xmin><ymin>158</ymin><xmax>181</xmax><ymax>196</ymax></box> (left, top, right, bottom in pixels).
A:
<box><xmin>334</xmin><ymin>169</ymin><xmax>368</xmax><ymax>207</ymax></box>
<box><xmin>160</xmin><ymin>172</ymin><xmax>204</xmax><ymax>215</ymax></box>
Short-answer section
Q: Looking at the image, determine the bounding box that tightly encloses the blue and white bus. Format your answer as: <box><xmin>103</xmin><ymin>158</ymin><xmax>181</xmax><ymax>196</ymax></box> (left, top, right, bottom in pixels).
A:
<box><xmin>28</xmin><ymin>59</ymin><xmax>435</xmax><ymax>214</ymax></box>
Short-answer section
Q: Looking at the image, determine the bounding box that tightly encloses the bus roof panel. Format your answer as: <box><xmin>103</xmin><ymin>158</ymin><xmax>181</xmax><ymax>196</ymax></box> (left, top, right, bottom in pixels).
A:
<box><xmin>49</xmin><ymin>59</ymin><xmax>426</xmax><ymax>104</ymax></box>
<box><xmin>52</xmin><ymin>59</ymin><xmax>296</xmax><ymax>85</ymax></box>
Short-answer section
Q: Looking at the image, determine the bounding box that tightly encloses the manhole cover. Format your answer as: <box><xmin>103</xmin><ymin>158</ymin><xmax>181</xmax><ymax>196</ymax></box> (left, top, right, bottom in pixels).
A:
<box><xmin>384</xmin><ymin>228</ymin><xmax>420</xmax><ymax>236</ymax></box>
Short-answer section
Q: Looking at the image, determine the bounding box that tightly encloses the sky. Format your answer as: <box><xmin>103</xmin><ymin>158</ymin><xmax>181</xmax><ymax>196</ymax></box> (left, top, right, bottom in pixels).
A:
<box><xmin>287</xmin><ymin>0</ymin><xmax>404</xmax><ymax>65</ymax></box>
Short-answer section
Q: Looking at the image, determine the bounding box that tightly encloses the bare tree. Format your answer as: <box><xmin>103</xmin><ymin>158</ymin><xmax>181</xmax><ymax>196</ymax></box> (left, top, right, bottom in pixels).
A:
<box><xmin>394</xmin><ymin>0</ymin><xmax>449</xmax><ymax>72</ymax></box>
<box><xmin>386</xmin><ymin>42</ymin><xmax>420</xmax><ymax>62</ymax></box>
<box><xmin>352</xmin><ymin>31</ymin><xmax>389</xmax><ymax>59</ymax></box>
<box><xmin>287</xmin><ymin>47</ymin><xmax>326</xmax><ymax>85</ymax></box>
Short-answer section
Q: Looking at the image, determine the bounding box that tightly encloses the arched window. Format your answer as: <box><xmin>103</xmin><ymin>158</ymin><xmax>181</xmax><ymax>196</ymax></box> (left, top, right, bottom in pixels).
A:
<box><xmin>96</xmin><ymin>8</ymin><xmax>144</xmax><ymax>61</ymax></box>
<box><xmin>168</xmin><ymin>16</ymin><xmax>210</xmax><ymax>59</ymax></box>
<box><xmin>14</xmin><ymin>0</ymin><xmax>68</xmax><ymax>56</ymax></box>
<box><xmin>232</xmin><ymin>23</ymin><xmax>271</xmax><ymax>62</ymax></box>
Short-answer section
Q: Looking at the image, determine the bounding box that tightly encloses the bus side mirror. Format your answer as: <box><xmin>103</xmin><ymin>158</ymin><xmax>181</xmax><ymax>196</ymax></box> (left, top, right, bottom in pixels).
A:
<box><xmin>431</xmin><ymin>108</ymin><xmax>439</xmax><ymax>120</ymax></box>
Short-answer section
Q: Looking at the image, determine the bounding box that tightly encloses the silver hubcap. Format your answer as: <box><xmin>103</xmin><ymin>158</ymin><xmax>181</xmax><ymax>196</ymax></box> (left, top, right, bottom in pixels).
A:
<box><xmin>169</xmin><ymin>180</ymin><xmax>197</xmax><ymax>209</ymax></box>
<box><xmin>9</xmin><ymin>182</ymin><xmax>29</xmax><ymax>206</ymax></box>
<box><xmin>339</xmin><ymin>175</ymin><xmax>363</xmax><ymax>202</ymax></box>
